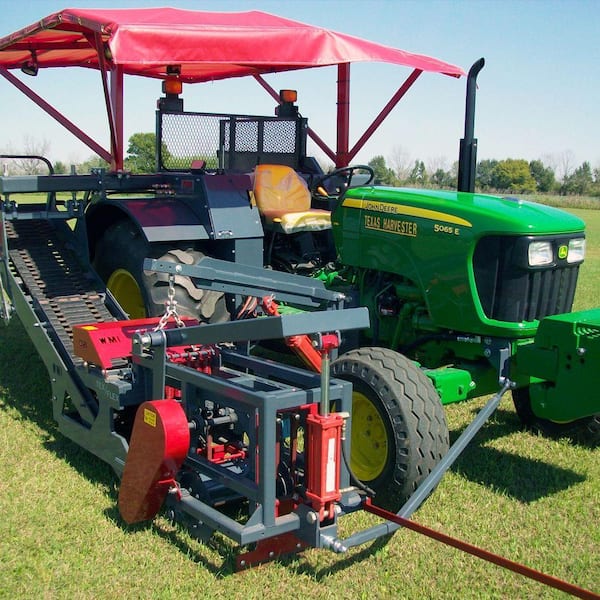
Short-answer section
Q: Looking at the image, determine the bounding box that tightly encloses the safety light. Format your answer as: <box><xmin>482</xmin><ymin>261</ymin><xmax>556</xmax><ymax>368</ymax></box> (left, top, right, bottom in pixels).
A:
<box><xmin>528</xmin><ymin>241</ymin><xmax>553</xmax><ymax>266</ymax></box>
<box><xmin>567</xmin><ymin>237</ymin><xmax>586</xmax><ymax>263</ymax></box>
<box><xmin>162</xmin><ymin>78</ymin><xmax>182</xmax><ymax>95</ymax></box>
<box><xmin>279</xmin><ymin>89</ymin><xmax>297</xmax><ymax>103</ymax></box>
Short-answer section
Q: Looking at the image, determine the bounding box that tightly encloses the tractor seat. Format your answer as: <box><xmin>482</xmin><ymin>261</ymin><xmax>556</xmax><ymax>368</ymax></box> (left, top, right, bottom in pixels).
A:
<box><xmin>253</xmin><ymin>164</ymin><xmax>331</xmax><ymax>234</ymax></box>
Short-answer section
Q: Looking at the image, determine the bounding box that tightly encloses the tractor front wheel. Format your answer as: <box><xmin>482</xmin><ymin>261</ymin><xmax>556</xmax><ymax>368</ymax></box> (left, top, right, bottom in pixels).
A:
<box><xmin>331</xmin><ymin>347</ymin><xmax>449</xmax><ymax>511</ymax></box>
<box><xmin>513</xmin><ymin>387</ymin><xmax>600</xmax><ymax>442</ymax></box>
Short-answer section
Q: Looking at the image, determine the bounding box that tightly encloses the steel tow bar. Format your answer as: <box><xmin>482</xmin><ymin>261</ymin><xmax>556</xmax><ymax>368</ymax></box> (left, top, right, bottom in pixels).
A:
<box><xmin>339</xmin><ymin>379</ymin><xmax>514</xmax><ymax>549</ymax></box>
<box><xmin>336</xmin><ymin>378</ymin><xmax>599</xmax><ymax>598</ymax></box>
<box><xmin>363</xmin><ymin>501</ymin><xmax>599</xmax><ymax>600</ymax></box>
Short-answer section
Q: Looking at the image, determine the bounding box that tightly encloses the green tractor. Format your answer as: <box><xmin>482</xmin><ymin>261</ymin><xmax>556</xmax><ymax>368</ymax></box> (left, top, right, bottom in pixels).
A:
<box><xmin>81</xmin><ymin>64</ymin><xmax>598</xmax><ymax>513</ymax></box>
<box><xmin>253</xmin><ymin>147</ymin><xmax>598</xmax><ymax>510</ymax></box>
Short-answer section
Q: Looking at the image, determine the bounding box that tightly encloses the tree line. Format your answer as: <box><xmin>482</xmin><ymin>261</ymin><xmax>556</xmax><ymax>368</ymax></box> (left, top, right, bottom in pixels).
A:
<box><xmin>3</xmin><ymin>133</ymin><xmax>599</xmax><ymax>197</ymax></box>
<box><xmin>367</xmin><ymin>152</ymin><xmax>600</xmax><ymax>197</ymax></box>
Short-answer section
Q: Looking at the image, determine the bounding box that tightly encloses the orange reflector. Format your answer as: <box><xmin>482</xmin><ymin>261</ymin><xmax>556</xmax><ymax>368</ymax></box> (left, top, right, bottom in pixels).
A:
<box><xmin>163</xmin><ymin>78</ymin><xmax>182</xmax><ymax>95</ymax></box>
<box><xmin>280</xmin><ymin>89</ymin><xmax>297</xmax><ymax>103</ymax></box>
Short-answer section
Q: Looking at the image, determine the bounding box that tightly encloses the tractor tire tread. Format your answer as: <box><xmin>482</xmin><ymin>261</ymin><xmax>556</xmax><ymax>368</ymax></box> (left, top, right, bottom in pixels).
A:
<box><xmin>332</xmin><ymin>346</ymin><xmax>449</xmax><ymax>510</ymax></box>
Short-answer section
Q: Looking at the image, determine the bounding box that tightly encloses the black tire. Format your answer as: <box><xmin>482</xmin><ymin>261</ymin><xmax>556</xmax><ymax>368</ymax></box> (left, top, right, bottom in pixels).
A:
<box><xmin>331</xmin><ymin>347</ymin><xmax>449</xmax><ymax>511</ymax></box>
<box><xmin>513</xmin><ymin>387</ymin><xmax>600</xmax><ymax>443</ymax></box>
<box><xmin>93</xmin><ymin>220</ymin><xmax>228</xmax><ymax>323</ymax></box>
<box><xmin>145</xmin><ymin>248</ymin><xmax>229</xmax><ymax>323</ymax></box>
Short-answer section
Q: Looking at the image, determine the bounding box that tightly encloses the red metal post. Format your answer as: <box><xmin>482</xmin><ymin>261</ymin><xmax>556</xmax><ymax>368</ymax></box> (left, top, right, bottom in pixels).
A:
<box><xmin>336</xmin><ymin>63</ymin><xmax>351</xmax><ymax>167</ymax></box>
<box><xmin>0</xmin><ymin>68</ymin><xmax>112</xmax><ymax>163</ymax></box>
<box><xmin>110</xmin><ymin>66</ymin><xmax>124</xmax><ymax>171</ymax></box>
<box><xmin>95</xmin><ymin>32</ymin><xmax>123</xmax><ymax>171</ymax></box>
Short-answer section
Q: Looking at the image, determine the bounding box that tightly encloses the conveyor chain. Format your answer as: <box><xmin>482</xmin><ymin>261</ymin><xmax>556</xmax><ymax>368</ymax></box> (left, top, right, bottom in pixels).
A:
<box><xmin>6</xmin><ymin>219</ymin><xmax>114</xmax><ymax>364</ymax></box>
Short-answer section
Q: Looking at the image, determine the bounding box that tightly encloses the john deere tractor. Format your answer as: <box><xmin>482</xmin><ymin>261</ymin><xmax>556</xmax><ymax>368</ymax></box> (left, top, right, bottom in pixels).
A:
<box><xmin>74</xmin><ymin>77</ymin><xmax>599</xmax><ymax>511</ymax></box>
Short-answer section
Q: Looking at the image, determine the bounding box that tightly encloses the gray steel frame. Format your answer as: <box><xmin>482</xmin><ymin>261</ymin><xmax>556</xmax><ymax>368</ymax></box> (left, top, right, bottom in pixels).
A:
<box><xmin>0</xmin><ymin>172</ymin><xmax>509</xmax><ymax>558</ymax></box>
<box><xmin>133</xmin><ymin>331</ymin><xmax>357</xmax><ymax>545</ymax></box>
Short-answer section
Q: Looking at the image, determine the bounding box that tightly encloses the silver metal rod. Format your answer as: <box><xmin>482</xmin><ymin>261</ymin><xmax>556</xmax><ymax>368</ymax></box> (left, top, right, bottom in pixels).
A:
<box><xmin>337</xmin><ymin>380</ymin><xmax>512</xmax><ymax>549</ymax></box>
<box><xmin>320</xmin><ymin>350</ymin><xmax>330</xmax><ymax>416</ymax></box>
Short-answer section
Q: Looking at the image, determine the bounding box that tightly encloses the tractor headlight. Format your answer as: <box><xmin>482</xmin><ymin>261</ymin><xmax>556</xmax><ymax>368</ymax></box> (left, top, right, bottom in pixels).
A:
<box><xmin>567</xmin><ymin>238</ymin><xmax>586</xmax><ymax>263</ymax></box>
<box><xmin>528</xmin><ymin>241</ymin><xmax>553</xmax><ymax>266</ymax></box>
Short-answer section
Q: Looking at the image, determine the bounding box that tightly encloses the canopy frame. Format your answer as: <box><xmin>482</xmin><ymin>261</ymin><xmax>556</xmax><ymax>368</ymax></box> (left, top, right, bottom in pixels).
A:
<box><xmin>0</xmin><ymin>8</ymin><xmax>464</xmax><ymax>170</ymax></box>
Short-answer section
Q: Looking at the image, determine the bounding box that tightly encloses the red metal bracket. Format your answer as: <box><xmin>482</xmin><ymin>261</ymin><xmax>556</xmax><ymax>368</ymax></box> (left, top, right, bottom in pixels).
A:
<box><xmin>236</xmin><ymin>532</ymin><xmax>310</xmax><ymax>571</ymax></box>
<box><xmin>72</xmin><ymin>316</ymin><xmax>198</xmax><ymax>369</ymax></box>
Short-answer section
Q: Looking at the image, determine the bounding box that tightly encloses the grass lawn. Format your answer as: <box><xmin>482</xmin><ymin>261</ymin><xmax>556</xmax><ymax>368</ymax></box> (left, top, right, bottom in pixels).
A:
<box><xmin>0</xmin><ymin>209</ymin><xmax>598</xmax><ymax>599</ymax></box>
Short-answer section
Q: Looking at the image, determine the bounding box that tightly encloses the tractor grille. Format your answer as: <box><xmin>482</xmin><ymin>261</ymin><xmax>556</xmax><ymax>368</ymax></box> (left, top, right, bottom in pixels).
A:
<box><xmin>158</xmin><ymin>111</ymin><xmax>304</xmax><ymax>172</ymax></box>
<box><xmin>473</xmin><ymin>235</ymin><xmax>579</xmax><ymax>323</ymax></box>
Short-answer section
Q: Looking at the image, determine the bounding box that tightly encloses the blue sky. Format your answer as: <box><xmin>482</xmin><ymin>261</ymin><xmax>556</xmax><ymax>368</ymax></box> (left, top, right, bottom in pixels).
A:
<box><xmin>0</xmin><ymin>0</ymin><xmax>598</xmax><ymax>175</ymax></box>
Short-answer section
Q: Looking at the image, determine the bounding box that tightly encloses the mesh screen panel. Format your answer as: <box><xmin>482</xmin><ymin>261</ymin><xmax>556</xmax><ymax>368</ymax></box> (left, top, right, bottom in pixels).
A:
<box><xmin>159</xmin><ymin>112</ymin><xmax>300</xmax><ymax>171</ymax></box>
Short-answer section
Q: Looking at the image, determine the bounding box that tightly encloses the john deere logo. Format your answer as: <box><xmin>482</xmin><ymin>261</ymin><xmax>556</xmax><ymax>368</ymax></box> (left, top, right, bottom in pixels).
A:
<box><xmin>558</xmin><ymin>245</ymin><xmax>568</xmax><ymax>259</ymax></box>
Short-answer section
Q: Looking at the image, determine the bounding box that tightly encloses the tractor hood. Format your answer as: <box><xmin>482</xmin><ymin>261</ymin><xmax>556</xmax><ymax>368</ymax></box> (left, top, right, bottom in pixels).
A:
<box><xmin>333</xmin><ymin>186</ymin><xmax>586</xmax><ymax>338</ymax></box>
<box><xmin>338</xmin><ymin>187</ymin><xmax>585</xmax><ymax>236</ymax></box>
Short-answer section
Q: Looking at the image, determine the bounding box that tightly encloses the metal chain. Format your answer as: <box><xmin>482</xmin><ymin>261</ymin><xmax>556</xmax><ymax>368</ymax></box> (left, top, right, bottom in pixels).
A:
<box><xmin>154</xmin><ymin>273</ymin><xmax>186</xmax><ymax>330</ymax></box>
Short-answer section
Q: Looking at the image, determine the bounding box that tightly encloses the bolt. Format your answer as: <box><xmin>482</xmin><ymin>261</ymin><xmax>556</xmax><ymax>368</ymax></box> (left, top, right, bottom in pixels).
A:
<box><xmin>306</xmin><ymin>511</ymin><xmax>318</xmax><ymax>524</ymax></box>
<box><xmin>175</xmin><ymin>264</ymin><xmax>182</xmax><ymax>273</ymax></box>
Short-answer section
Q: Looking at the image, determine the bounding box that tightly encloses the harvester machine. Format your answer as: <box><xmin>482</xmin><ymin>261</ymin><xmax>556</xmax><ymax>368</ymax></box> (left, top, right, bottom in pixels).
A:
<box><xmin>1</xmin><ymin>7</ymin><xmax>599</xmax><ymax>571</ymax></box>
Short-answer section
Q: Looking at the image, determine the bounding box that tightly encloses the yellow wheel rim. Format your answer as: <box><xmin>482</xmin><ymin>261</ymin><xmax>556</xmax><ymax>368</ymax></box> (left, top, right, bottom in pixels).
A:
<box><xmin>350</xmin><ymin>390</ymin><xmax>388</xmax><ymax>481</ymax></box>
<box><xmin>107</xmin><ymin>268</ymin><xmax>146</xmax><ymax>319</ymax></box>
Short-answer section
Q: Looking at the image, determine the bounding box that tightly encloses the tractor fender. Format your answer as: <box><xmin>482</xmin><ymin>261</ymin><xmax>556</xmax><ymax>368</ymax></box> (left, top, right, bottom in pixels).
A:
<box><xmin>86</xmin><ymin>171</ymin><xmax>264</xmax><ymax>255</ymax></box>
<box><xmin>86</xmin><ymin>197</ymin><xmax>211</xmax><ymax>254</ymax></box>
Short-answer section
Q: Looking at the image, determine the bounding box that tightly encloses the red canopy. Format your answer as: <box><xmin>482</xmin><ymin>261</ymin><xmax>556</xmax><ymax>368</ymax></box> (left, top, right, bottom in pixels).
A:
<box><xmin>0</xmin><ymin>8</ymin><xmax>466</xmax><ymax>169</ymax></box>
<box><xmin>0</xmin><ymin>7</ymin><xmax>464</xmax><ymax>81</ymax></box>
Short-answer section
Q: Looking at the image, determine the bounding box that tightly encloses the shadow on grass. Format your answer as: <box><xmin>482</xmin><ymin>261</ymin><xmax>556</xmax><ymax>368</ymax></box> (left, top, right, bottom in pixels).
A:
<box><xmin>0</xmin><ymin>318</ymin><xmax>119</xmax><ymax>490</ymax></box>
<box><xmin>102</xmin><ymin>502</ymin><xmax>238</xmax><ymax>576</ymax></box>
<box><xmin>448</xmin><ymin>407</ymin><xmax>586</xmax><ymax>502</ymax></box>
<box><xmin>280</xmin><ymin>535</ymin><xmax>393</xmax><ymax>581</ymax></box>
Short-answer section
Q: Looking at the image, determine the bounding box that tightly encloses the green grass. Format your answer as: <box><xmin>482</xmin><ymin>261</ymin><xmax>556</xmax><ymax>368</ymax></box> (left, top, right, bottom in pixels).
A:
<box><xmin>1</xmin><ymin>210</ymin><xmax>599</xmax><ymax>599</ymax></box>
<box><xmin>525</xmin><ymin>193</ymin><xmax>599</xmax><ymax>211</ymax></box>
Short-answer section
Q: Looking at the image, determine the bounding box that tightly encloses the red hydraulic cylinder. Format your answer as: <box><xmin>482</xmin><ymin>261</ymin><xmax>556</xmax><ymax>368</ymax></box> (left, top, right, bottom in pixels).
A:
<box><xmin>305</xmin><ymin>410</ymin><xmax>344</xmax><ymax>520</ymax></box>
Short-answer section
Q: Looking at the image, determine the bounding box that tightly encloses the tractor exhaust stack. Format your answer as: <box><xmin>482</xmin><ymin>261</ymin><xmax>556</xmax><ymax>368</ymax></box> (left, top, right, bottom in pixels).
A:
<box><xmin>457</xmin><ymin>57</ymin><xmax>485</xmax><ymax>193</ymax></box>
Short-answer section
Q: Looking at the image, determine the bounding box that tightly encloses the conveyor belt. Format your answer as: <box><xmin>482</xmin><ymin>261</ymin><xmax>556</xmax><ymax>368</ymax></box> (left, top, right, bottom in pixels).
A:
<box><xmin>6</xmin><ymin>219</ymin><xmax>115</xmax><ymax>365</ymax></box>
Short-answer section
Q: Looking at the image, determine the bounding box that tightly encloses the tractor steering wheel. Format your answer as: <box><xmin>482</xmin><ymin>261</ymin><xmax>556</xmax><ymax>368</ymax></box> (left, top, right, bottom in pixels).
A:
<box><xmin>312</xmin><ymin>165</ymin><xmax>375</xmax><ymax>200</ymax></box>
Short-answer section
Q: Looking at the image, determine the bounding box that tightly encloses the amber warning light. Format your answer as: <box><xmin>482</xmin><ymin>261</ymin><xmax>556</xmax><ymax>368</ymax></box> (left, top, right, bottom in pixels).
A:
<box><xmin>279</xmin><ymin>89</ymin><xmax>297</xmax><ymax>103</ymax></box>
<box><xmin>276</xmin><ymin>90</ymin><xmax>298</xmax><ymax>117</ymax></box>
<box><xmin>163</xmin><ymin>78</ymin><xmax>183</xmax><ymax>96</ymax></box>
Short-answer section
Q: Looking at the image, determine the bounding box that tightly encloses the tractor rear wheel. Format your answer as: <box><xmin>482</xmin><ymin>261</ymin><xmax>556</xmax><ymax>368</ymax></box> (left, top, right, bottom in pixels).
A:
<box><xmin>331</xmin><ymin>347</ymin><xmax>449</xmax><ymax>512</ymax></box>
<box><xmin>513</xmin><ymin>387</ymin><xmax>600</xmax><ymax>443</ymax></box>
<box><xmin>92</xmin><ymin>220</ymin><xmax>228</xmax><ymax>322</ymax></box>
